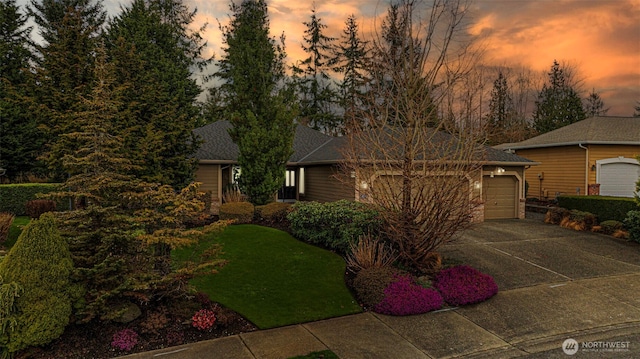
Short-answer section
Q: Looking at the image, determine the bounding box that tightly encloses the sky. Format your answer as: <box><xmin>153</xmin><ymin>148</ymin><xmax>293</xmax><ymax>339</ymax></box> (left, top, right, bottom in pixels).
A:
<box><xmin>18</xmin><ymin>0</ymin><xmax>640</xmax><ymax>116</ymax></box>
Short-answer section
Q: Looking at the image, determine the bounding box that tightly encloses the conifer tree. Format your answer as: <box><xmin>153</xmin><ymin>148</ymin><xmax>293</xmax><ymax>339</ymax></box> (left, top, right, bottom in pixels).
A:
<box><xmin>48</xmin><ymin>44</ymin><xmax>224</xmax><ymax>322</ymax></box>
<box><xmin>28</xmin><ymin>0</ymin><xmax>106</xmax><ymax>179</ymax></box>
<box><xmin>215</xmin><ymin>0</ymin><xmax>296</xmax><ymax>205</ymax></box>
<box><xmin>532</xmin><ymin>60</ymin><xmax>586</xmax><ymax>134</ymax></box>
<box><xmin>293</xmin><ymin>5</ymin><xmax>339</xmax><ymax>134</ymax></box>
<box><xmin>584</xmin><ymin>88</ymin><xmax>609</xmax><ymax>117</ymax></box>
<box><xmin>485</xmin><ymin>71</ymin><xmax>517</xmax><ymax>144</ymax></box>
<box><xmin>0</xmin><ymin>0</ymin><xmax>43</xmax><ymax>179</ymax></box>
<box><xmin>331</xmin><ymin>14</ymin><xmax>370</xmax><ymax>126</ymax></box>
<box><xmin>106</xmin><ymin>0</ymin><xmax>207</xmax><ymax>188</ymax></box>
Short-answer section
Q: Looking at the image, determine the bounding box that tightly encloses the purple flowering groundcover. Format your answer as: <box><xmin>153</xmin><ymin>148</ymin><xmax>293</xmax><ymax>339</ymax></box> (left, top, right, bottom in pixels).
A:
<box><xmin>433</xmin><ymin>265</ymin><xmax>498</xmax><ymax>306</ymax></box>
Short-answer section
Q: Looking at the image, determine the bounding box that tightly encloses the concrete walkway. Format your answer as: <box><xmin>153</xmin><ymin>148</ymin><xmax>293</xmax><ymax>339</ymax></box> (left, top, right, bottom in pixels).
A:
<box><xmin>122</xmin><ymin>219</ymin><xmax>640</xmax><ymax>358</ymax></box>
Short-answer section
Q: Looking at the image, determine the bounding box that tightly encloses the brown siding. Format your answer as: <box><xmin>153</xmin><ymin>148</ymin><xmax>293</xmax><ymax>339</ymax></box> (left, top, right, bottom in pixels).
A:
<box><xmin>301</xmin><ymin>165</ymin><xmax>355</xmax><ymax>202</ymax></box>
<box><xmin>587</xmin><ymin>145</ymin><xmax>640</xmax><ymax>185</ymax></box>
<box><xmin>195</xmin><ymin>164</ymin><xmax>221</xmax><ymax>200</ymax></box>
<box><xmin>515</xmin><ymin>146</ymin><xmax>586</xmax><ymax>199</ymax></box>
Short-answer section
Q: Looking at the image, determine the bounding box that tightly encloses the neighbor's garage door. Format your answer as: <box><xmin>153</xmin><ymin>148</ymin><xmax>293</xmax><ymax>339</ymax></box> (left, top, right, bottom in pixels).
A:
<box><xmin>599</xmin><ymin>162</ymin><xmax>640</xmax><ymax>197</ymax></box>
<box><xmin>483</xmin><ymin>175</ymin><xmax>518</xmax><ymax>219</ymax></box>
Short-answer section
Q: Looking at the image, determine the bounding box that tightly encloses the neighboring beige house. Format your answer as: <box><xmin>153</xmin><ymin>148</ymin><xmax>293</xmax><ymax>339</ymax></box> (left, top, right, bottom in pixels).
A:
<box><xmin>496</xmin><ymin>116</ymin><xmax>640</xmax><ymax>199</ymax></box>
<box><xmin>194</xmin><ymin>121</ymin><xmax>536</xmax><ymax>220</ymax></box>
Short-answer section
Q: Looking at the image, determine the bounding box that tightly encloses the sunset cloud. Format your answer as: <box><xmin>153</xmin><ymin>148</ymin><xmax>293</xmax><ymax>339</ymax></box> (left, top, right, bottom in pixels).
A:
<box><xmin>16</xmin><ymin>0</ymin><xmax>639</xmax><ymax>115</ymax></box>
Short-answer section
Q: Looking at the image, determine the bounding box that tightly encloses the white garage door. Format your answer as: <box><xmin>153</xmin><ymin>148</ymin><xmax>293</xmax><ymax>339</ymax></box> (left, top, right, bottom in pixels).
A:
<box><xmin>598</xmin><ymin>159</ymin><xmax>640</xmax><ymax>198</ymax></box>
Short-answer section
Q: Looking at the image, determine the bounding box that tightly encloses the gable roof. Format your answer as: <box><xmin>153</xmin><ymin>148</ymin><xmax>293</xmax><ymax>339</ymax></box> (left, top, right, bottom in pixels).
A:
<box><xmin>495</xmin><ymin>116</ymin><xmax>640</xmax><ymax>150</ymax></box>
<box><xmin>193</xmin><ymin>120</ymin><xmax>535</xmax><ymax>166</ymax></box>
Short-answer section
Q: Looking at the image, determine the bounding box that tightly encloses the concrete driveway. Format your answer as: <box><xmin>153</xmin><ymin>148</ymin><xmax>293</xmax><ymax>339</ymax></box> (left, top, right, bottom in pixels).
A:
<box><xmin>124</xmin><ymin>219</ymin><xmax>640</xmax><ymax>359</ymax></box>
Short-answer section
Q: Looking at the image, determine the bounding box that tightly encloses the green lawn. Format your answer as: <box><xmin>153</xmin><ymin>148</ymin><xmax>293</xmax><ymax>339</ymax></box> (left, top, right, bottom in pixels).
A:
<box><xmin>172</xmin><ymin>224</ymin><xmax>362</xmax><ymax>329</ymax></box>
<box><xmin>5</xmin><ymin>216</ymin><xmax>29</xmax><ymax>249</ymax></box>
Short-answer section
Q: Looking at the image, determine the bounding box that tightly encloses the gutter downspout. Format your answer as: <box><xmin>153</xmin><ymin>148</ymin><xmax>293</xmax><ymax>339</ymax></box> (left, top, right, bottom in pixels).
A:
<box><xmin>578</xmin><ymin>143</ymin><xmax>588</xmax><ymax>195</ymax></box>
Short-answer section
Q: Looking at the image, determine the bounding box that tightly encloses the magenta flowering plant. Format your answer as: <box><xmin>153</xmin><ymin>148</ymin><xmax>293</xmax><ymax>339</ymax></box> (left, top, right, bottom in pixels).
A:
<box><xmin>374</xmin><ymin>274</ymin><xmax>443</xmax><ymax>316</ymax></box>
<box><xmin>111</xmin><ymin>329</ymin><xmax>139</xmax><ymax>352</ymax></box>
<box><xmin>192</xmin><ymin>309</ymin><xmax>217</xmax><ymax>331</ymax></box>
<box><xmin>433</xmin><ymin>265</ymin><xmax>498</xmax><ymax>306</ymax></box>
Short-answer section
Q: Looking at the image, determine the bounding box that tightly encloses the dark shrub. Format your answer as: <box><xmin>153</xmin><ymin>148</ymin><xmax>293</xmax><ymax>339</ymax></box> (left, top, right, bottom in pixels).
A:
<box><xmin>219</xmin><ymin>202</ymin><xmax>254</xmax><ymax>224</ymax></box>
<box><xmin>288</xmin><ymin>200</ymin><xmax>382</xmax><ymax>253</ymax></box>
<box><xmin>374</xmin><ymin>274</ymin><xmax>443</xmax><ymax>316</ymax></box>
<box><xmin>0</xmin><ymin>213</ymin><xmax>14</xmax><ymax>243</ymax></box>
<box><xmin>625</xmin><ymin>211</ymin><xmax>640</xmax><ymax>243</ymax></box>
<box><xmin>256</xmin><ymin>202</ymin><xmax>292</xmax><ymax>223</ymax></box>
<box><xmin>600</xmin><ymin>220</ymin><xmax>624</xmax><ymax>235</ymax></box>
<box><xmin>25</xmin><ymin>199</ymin><xmax>57</xmax><ymax>219</ymax></box>
<box><xmin>568</xmin><ymin>210</ymin><xmax>598</xmax><ymax>230</ymax></box>
<box><xmin>352</xmin><ymin>267</ymin><xmax>400</xmax><ymax>308</ymax></box>
<box><xmin>0</xmin><ymin>213</ymin><xmax>78</xmax><ymax>356</ymax></box>
<box><xmin>433</xmin><ymin>265</ymin><xmax>498</xmax><ymax>306</ymax></box>
<box><xmin>558</xmin><ymin>195</ymin><xmax>637</xmax><ymax>223</ymax></box>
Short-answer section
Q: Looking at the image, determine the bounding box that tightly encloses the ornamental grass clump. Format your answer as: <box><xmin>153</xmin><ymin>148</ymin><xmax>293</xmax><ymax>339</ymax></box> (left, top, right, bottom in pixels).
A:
<box><xmin>111</xmin><ymin>329</ymin><xmax>139</xmax><ymax>352</ymax></box>
<box><xmin>192</xmin><ymin>309</ymin><xmax>216</xmax><ymax>331</ymax></box>
<box><xmin>374</xmin><ymin>274</ymin><xmax>443</xmax><ymax>316</ymax></box>
<box><xmin>433</xmin><ymin>265</ymin><xmax>498</xmax><ymax>306</ymax></box>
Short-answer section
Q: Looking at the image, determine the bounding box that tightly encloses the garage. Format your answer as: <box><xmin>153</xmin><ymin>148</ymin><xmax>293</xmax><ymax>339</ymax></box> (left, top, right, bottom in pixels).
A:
<box><xmin>597</xmin><ymin>158</ymin><xmax>640</xmax><ymax>197</ymax></box>
<box><xmin>483</xmin><ymin>175</ymin><xmax>518</xmax><ymax>219</ymax></box>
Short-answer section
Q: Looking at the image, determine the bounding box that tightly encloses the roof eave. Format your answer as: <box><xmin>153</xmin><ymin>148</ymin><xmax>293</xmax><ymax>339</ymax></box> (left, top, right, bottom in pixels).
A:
<box><xmin>502</xmin><ymin>141</ymin><xmax>640</xmax><ymax>150</ymax></box>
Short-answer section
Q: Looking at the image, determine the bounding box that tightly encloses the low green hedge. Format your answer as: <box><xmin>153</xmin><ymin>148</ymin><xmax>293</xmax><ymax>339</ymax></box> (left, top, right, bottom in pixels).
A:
<box><xmin>557</xmin><ymin>195</ymin><xmax>638</xmax><ymax>223</ymax></box>
<box><xmin>0</xmin><ymin>184</ymin><xmax>61</xmax><ymax>216</ymax></box>
<box><xmin>219</xmin><ymin>202</ymin><xmax>255</xmax><ymax>224</ymax></box>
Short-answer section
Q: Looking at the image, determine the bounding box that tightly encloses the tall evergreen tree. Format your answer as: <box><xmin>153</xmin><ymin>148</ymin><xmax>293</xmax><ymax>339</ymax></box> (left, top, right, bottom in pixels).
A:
<box><xmin>634</xmin><ymin>101</ymin><xmax>640</xmax><ymax>117</ymax></box>
<box><xmin>0</xmin><ymin>0</ymin><xmax>43</xmax><ymax>179</ymax></box>
<box><xmin>532</xmin><ymin>60</ymin><xmax>586</xmax><ymax>134</ymax></box>
<box><xmin>485</xmin><ymin>71</ymin><xmax>517</xmax><ymax>145</ymax></box>
<box><xmin>106</xmin><ymin>0</ymin><xmax>207</xmax><ymax>188</ymax></box>
<box><xmin>293</xmin><ymin>5</ymin><xmax>339</xmax><ymax>134</ymax></box>
<box><xmin>214</xmin><ymin>0</ymin><xmax>296</xmax><ymax>205</ymax></box>
<box><xmin>331</xmin><ymin>14</ymin><xmax>370</xmax><ymax>127</ymax></box>
<box><xmin>28</xmin><ymin>0</ymin><xmax>106</xmax><ymax>179</ymax></box>
<box><xmin>584</xmin><ymin>88</ymin><xmax>609</xmax><ymax>117</ymax></box>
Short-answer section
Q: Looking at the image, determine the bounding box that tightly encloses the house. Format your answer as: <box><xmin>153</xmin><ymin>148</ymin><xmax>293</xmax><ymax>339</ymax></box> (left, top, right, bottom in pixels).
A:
<box><xmin>495</xmin><ymin>116</ymin><xmax>640</xmax><ymax>199</ymax></box>
<box><xmin>193</xmin><ymin>120</ymin><xmax>536</xmax><ymax>220</ymax></box>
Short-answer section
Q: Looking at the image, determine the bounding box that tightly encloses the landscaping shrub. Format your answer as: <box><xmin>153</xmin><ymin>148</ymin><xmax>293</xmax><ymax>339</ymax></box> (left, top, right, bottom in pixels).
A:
<box><xmin>557</xmin><ymin>195</ymin><xmax>637</xmax><ymax>223</ymax></box>
<box><xmin>256</xmin><ymin>202</ymin><xmax>292</xmax><ymax>223</ymax></box>
<box><xmin>599</xmin><ymin>220</ymin><xmax>624</xmax><ymax>235</ymax></box>
<box><xmin>0</xmin><ymin>213</ymin><xmax>14</xmax><ymax>244</ymax></box>
<box><xmin>0</xmin><ymin>183</ymin><xmax>60</xmax><ymax>216</ymax></box>
<box><xmin>191</xmin><ymin>309</ymin><xmax>217</xmax><ymax>331</ymax></box>
<box><xmin>111</xmin><ymin>329</ymin><xmax>139</xmax><ymax>352</ymax></box>
<box><xmin>433</xmin><ymin>265</ymin><xmax>498</xmax><ymax>306</ymax></box>
<box><xmin>288</xmin><ymin>200</ymin><xmax>382</xmax><ymax>253</ymax></box>
<box><xmin>566</xmin><ymin>210</ymin><xmax>598</xmax><ymax>231</ymax></box>
<box><xmin>544</xmin><ymin>207</ymin><xmax>570</xmax><ymax>225</ymax></box>
<box><xmin>25</xmin><ymin>199</ymin><xmax>57</xmax><ymax>219</ymax></box>
<box><xmin>352</xmin><ymin>267</ymin><xmax>401</xmax><ymax>308</ymax></box>
<box><xmin>219</xmin><ymin>202</ymin><xmax>254</xmax><ymax>224</ymax></box>
<box><xmin>346</xmin><ymin>233</ymin><xmax>397</xmax><ymax>272</ymax></box>
<box><xmin>0</xmin><ymin>213</ymin><xmax>78</xmax><ymax>356</ymax></box>
<box><xmin>625</xmin><ymin>211</ymin><xmax>640</xmax><ymax>243</ymax></box>
<box><xmin>374</xmin><ymin>274</ymin><xmax>443</xmax><ymax>316</ymax></box>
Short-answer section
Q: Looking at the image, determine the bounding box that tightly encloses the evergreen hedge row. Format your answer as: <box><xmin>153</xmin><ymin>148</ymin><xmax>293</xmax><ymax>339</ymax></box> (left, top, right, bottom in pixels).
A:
<box><xmin>0</xmin><ymin>184</ymin><xmax>61</xmax><ymax>216</ymax></box>
<box><xmin>557</xmin><ymin>195</ymin><xmax>638</xmax><ymax>223</ymax></box>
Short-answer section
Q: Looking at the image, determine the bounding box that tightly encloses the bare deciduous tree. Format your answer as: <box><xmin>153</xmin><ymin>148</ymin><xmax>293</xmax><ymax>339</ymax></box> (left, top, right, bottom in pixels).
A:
<box><xmin>341</xmin><ymin>0</ymin><xmax>484</xmax><ymax>274</ymax></box>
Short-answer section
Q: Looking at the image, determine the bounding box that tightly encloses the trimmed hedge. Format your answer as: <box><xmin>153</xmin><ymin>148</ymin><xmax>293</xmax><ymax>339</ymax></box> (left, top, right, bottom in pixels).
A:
<box><xmin>287</xmin><ymin>200</ymin><xmax>382</xmax><ymax>253</ymax></box>
<box><xmin>0</xmin><ymin>184</ymin><xmax>61</xmax><ymax>216</ymax></box>
<box><xmin>557</xmin><ymin>195</ymin><xmax>638</xmax><ymax>223</ymax></box>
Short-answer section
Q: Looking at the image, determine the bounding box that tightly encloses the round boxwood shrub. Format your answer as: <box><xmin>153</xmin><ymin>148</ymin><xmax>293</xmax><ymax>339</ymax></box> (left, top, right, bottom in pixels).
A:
<box><xmin>0</xmin><ymin>213</ymin><xmax>77</xmax><ymax>356</ymax></box>
<box><xmin>599</xmin><ymin>220</ymin><xmax>624</xmax><ymax>235</ymax></box>
<box><xmin>374</xmin><ymin>274</ymin><xmax>443</xmax><ymax>316</ymax></box>
<box><xmin>256</xmin><ymin>202</ymin><xmax>292</xmax><ymax>223</ymax></box>
<box><xmin>433</xmin><ymin>265</ymin><xmax>498</xmax><ymax>306</ymax></box>
<box><xmin>219</xmin><ymin>202</ymin><xmax>255</xmax><ymax>224</ymax></box>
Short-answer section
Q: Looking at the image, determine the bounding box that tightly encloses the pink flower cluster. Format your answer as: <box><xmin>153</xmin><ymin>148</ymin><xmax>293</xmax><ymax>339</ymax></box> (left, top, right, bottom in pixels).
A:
<box><xmin>192</xmin><ymin>309</ymin><xmax>216</xmax><ymax>331</ymax></box>
<box><xmin>374</xmin><ymin>274</ymin><xmax>443</xmax><ymax>316</ymax></box>
<box><xmin>111</xmin><ymin>329</ymin><xmax>139</xmax><ymax>352</ymax></box>
<box><xmin>434</xmin><ymin>265</ymin><xmax>498</xmax><ymax>306</ymax></box>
